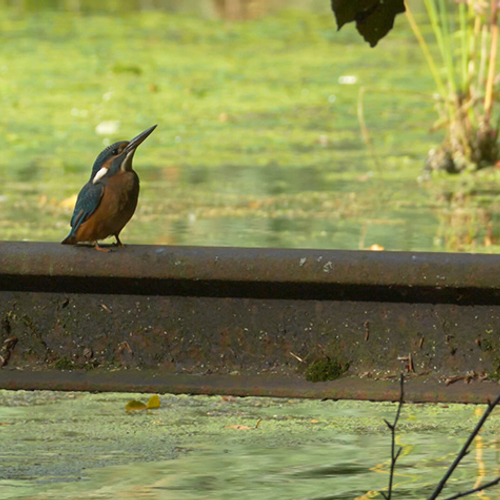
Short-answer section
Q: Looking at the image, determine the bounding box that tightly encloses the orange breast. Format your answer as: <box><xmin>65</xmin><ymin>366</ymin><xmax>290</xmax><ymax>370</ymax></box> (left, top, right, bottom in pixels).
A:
<box><xmin>74</xmin><ymin>171</ymin><xmax>139</xmax><ymax>243</ymax></box>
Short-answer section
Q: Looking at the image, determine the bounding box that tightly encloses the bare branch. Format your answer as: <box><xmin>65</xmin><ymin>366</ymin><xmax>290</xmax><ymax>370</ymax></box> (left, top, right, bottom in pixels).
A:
<box><xmin>383</xmin><ymin>373</ymin><xmax>405</xmax><ymax>499</ymax></box>
<box><xmin>427</xmin><ymin>391</ymin><xmax>500</xmax><ymax>500</ymax></box>
<box><xmin>442</xmin><ymin>476</ymin><xmax>500</xmax><ymax>500</ymax></box>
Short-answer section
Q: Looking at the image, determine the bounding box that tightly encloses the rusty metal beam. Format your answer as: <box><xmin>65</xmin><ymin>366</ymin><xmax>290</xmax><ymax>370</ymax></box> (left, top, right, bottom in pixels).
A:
<box><xmin>1</xmin><ymin>241</ymin><xmax>500</xmax><ymax>401</ymax></box>
<box><xmin>0</xmin><ymin>369</ymin><xmax>499</xmax><ymax>404</ymax></box>
<box><xmin>2</xmin><ymin>241</ymin><xmax>500</xmax><ymax>303</ymax></box>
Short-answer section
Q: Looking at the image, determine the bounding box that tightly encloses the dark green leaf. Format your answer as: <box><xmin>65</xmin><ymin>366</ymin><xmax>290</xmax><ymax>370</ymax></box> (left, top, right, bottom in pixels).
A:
<box><xmin>331</xmin><ymin>0</ymin><xmax>406</xmax><ymax>47</ymax></box>
<box><xmin>125</xmin><ymin>400</ymin><xmax>147</xmax><ymax>411</ymax></box>
<box><xmin>331</xmin><ymin>0</ymin><xmax>378</xmax><ymax>29</ymax></box>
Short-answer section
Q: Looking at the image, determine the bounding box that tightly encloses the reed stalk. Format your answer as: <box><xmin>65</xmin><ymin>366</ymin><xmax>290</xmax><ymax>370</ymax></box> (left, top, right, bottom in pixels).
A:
<box><xmin>405</xmin><ymin>0</ymin><xmax>500</xmax><ymax>172</ymax></box>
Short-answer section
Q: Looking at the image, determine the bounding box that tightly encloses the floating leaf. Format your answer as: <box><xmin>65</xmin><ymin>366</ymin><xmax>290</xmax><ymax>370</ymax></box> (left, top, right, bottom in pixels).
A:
<box><xmin>112</xmin><ymin>63</ymin><xmax>142</xmax><ymax>75</ymax></box>
<box><xmin>125</xmin><ymin>400</ymin><xmax>147</xmax><ymax>411</ymax></box>
<box><xmin>59</xmin><ymin>194</ymin><xmax>78</xmax><ymax>209</ymax></box>
<box><xmin>227</xmin><ymin>418</ymin><xmax>262</xmax><ymax>430</ymax></box>
<box><xmin>146</xmin><ymin>395</ymin><xmax>161</xmax><ymax>409</ymax></box>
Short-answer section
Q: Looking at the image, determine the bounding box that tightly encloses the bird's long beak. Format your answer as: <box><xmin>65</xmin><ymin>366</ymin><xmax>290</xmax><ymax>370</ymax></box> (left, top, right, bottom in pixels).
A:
<box><xmin>125</xmin><ymin>124</ymin><xmax>157</xmax><ymax>154</ymax></box>
<box><xmin>93</xmin><ymin>125</ymin><xmax>158</xmax><ymax>182</ymax></box>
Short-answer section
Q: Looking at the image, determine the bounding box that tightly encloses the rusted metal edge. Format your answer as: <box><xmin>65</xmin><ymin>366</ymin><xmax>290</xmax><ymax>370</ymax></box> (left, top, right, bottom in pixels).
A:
<box><xmin>1</xmin><ymin>370</ymin><xmax>499</xmax><ymax>404</ymax></box>
<box><xmin>1</xmin><ymin>241</ymin><xmax>500</xmax><ymax>304</ymax></box>
<box><xmin>2</xmin><ymin>241</ymin><xmax>500</xmax><ymax>401</ymax></box>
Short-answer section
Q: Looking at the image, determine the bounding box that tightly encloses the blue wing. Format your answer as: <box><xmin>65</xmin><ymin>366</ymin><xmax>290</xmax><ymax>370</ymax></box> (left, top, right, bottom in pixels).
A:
<box><xmin>69</xmin><ymin>182</ymin><xmax>104</xmax><ymax>232</ymax></box>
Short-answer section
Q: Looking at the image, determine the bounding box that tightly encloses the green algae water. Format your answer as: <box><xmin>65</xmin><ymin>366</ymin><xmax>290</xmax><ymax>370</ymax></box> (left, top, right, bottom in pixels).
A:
<box><xmin>1</xmin><ymin>391</ymin><xmax>500</xmax><ymax>499</ymax></box>
<box><xmin>2</xmin><ymin>1</ymin><xmax>500</xmax><ymax>253</ymax></box>
<box><xmin>3</xmin><ymin>4</ymin><xmax>500</xmax><ymax>498</ymax></box>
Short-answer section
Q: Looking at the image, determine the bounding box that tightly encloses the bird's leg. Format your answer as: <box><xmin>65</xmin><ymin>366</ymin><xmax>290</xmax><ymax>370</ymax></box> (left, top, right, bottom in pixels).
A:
<box><xmin>114</xmin><ymin>235</ymin><xmax>125</xmax><ymax>247</ymax></box>
<box><xmin>94</xmin><ymin>241</ymin><xmax>110</xmax><ymax>253</ymax></box>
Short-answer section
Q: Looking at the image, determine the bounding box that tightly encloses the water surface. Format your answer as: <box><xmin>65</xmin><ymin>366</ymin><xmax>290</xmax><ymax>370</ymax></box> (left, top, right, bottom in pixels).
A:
<box><xmin>1</xmin><ymin>2</ymin><xmax>498</xmax><ymax>252</ymax></box>
<box><xmin>1</xmin><ymin>390</ymin><xmax>500</xmax><ymax>499</ymax></box>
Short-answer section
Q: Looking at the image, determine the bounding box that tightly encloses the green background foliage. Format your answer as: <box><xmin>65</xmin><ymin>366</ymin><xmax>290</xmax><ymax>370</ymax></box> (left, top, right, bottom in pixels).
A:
<box><xmin>1</xmin><ymin>1</ymin><xmax>500</xmax><ymax>252</ymax></box>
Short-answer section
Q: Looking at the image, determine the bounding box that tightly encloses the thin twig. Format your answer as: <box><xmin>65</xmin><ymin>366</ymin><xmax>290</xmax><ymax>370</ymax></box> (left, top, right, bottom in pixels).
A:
<box><xmin>357</xmin><ymin>87</ymin><xmax>382</xmax><ymax>173</ymax></box>
<box><xmin>289</xmin><ymin>352</ymin><xmax>304</xmax><ymax>363</ymax></box>
<box><xmin>427</xmin><ymin>392</ymin><xmax>500</xmax><ymax>500</ymax></box>
<box><xmin>356</xmin><ymin>86</ymin><xmax>433</xmax><ymax>175</ymax></box>
<box><xmin>442</xmin><ymin>476</ymin><xmax>500</xmax><ymax>500</ymax></box>
<box><xmin>381</xmin><ymin>374</ymin><xmax>405</xmax><ymax>499</ymax></box>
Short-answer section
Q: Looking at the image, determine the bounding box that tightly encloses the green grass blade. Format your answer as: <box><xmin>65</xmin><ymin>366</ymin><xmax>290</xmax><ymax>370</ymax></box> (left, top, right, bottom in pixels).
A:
<box><xmin>405</xmin><ymin>2</ymin><xmax>446</xmax><ymax>98</ymax></box>
<box><xmin>436</xmin><ymin>0</ymin><xmax>457</xmax><ymax>94</ymax></box>
<box><xmin>458</xmin><ymin>0</ymin><xmax>468</xmax><ymax>92</ymax></box>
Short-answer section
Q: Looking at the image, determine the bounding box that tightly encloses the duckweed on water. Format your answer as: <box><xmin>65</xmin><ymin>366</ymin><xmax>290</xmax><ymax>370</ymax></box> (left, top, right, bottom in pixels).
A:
<box><xmin>2</xmin><ymin>4</ymin><xmax>500</xmax><ymax>251</ymax></box>
<box><xmin>0</xmin><ymin>390</ymin><xmax>499</xmax><ymax>499</ymax></box>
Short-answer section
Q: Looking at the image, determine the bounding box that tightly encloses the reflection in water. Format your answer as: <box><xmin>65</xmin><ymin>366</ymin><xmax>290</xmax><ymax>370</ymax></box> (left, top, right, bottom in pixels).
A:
<box><xmin>434</xmin><ymin>188</ymin><xmax>498</xmax><ymax>252</ymax></box>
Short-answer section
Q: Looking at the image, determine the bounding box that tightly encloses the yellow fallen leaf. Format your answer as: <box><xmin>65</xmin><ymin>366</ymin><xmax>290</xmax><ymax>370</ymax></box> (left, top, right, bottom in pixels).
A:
<box><xmin>311</xmin><ymin>419</ymin><xmax>319</xmax><ymax>424</ymax></box>
<box><xmin>226</xmin><ymin>425</ymin><xmax>253</xmax><ymax>430</ymax></box>
<box><xmin>125</xmin><ymin>400</ymin><xmax>147</xmax><ymax>411</ymax></box>
<box><xmin>59</xmin><ymin>194</ymin><xmax>78</xmax><ymax>209</ymax></box>
<box><xmin>146</xmin><ymin>394</ymin><xmax>161</xmax><ymax>409</ymax></box>
<box><xmin>369</xmin><ymin>244</ymin><xmax>385</xmax><ymax>251</ymax></box>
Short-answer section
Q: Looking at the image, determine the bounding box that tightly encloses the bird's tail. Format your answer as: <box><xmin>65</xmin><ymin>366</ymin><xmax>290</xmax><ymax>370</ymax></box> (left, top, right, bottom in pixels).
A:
<box><xmin>61</xmin><ymin>232</ymin><xmax>77</xmax><ymax>245</ymax></box>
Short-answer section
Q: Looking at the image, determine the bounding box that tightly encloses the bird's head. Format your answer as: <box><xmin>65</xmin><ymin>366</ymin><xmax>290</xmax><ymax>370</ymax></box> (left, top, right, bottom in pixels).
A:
<box><xmin>91</xmin><ymin>124</ymin><xmax>157</xmax><ymax>185</ymax></box>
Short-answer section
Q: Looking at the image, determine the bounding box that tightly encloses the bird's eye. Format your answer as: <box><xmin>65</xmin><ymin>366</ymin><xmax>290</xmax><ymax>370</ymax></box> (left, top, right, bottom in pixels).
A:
<box><xmin>112</xmin><ymin>149</ymin><xmax>118</xmax><ymax>155</ymax></box>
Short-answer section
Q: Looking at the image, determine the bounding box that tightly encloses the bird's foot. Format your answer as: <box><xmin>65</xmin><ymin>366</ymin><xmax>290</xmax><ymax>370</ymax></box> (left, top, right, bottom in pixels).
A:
<box><xmin>114</xmin><ymin>236</ymin><xmax>125</xmax><ymax>247</ymax></box>
<box><xmin>94</xmin><ymin>242</ymin><xmax>111</xmax><ymax>253</ymax></box>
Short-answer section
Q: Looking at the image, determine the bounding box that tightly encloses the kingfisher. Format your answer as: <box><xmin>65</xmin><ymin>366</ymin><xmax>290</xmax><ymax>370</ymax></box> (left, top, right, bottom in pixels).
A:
<box><xmin>62</xmin><ymin>124</ymin><xmax>157</xmax><ymax>251</ymax></box>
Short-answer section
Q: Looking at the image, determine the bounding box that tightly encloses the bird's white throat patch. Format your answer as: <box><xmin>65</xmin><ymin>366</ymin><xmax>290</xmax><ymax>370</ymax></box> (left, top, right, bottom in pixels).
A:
<box><xmin>92</xmin><ymin>167</ymin><xmax>108</xmax><ymax>184</ymax></box>
<box><xmin>121</xmin><ymin>150</ymin><xmax>135</xmax><ymax>172</ymax></box>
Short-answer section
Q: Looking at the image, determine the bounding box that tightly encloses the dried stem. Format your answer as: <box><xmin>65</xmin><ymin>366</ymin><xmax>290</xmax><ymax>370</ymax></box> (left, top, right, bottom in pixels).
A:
<box><xmin>357</xmin><ymin>87</ymin><xmax>381</xmax><ymax>173</ymax></box>
<box><xmin>484</xmin><ymin>0</ymin><xmax>499</xmax><ymax>123</ymax></box>
<box><xmin>381</xmin><ymin>374</ymin><xmax>405</xmax><ymax>500</ymax></box>
<box><xmin>442</xmin><ymin>476</ymin><xmax>500</xmax><ymax>500</ymax></box>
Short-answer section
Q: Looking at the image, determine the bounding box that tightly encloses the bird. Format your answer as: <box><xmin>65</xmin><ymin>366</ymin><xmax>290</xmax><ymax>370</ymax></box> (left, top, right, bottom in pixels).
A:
<box><xmin>62</xmin><ymin>124</ymin><xmax>157</xmax><ymax>251</ymax></box>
